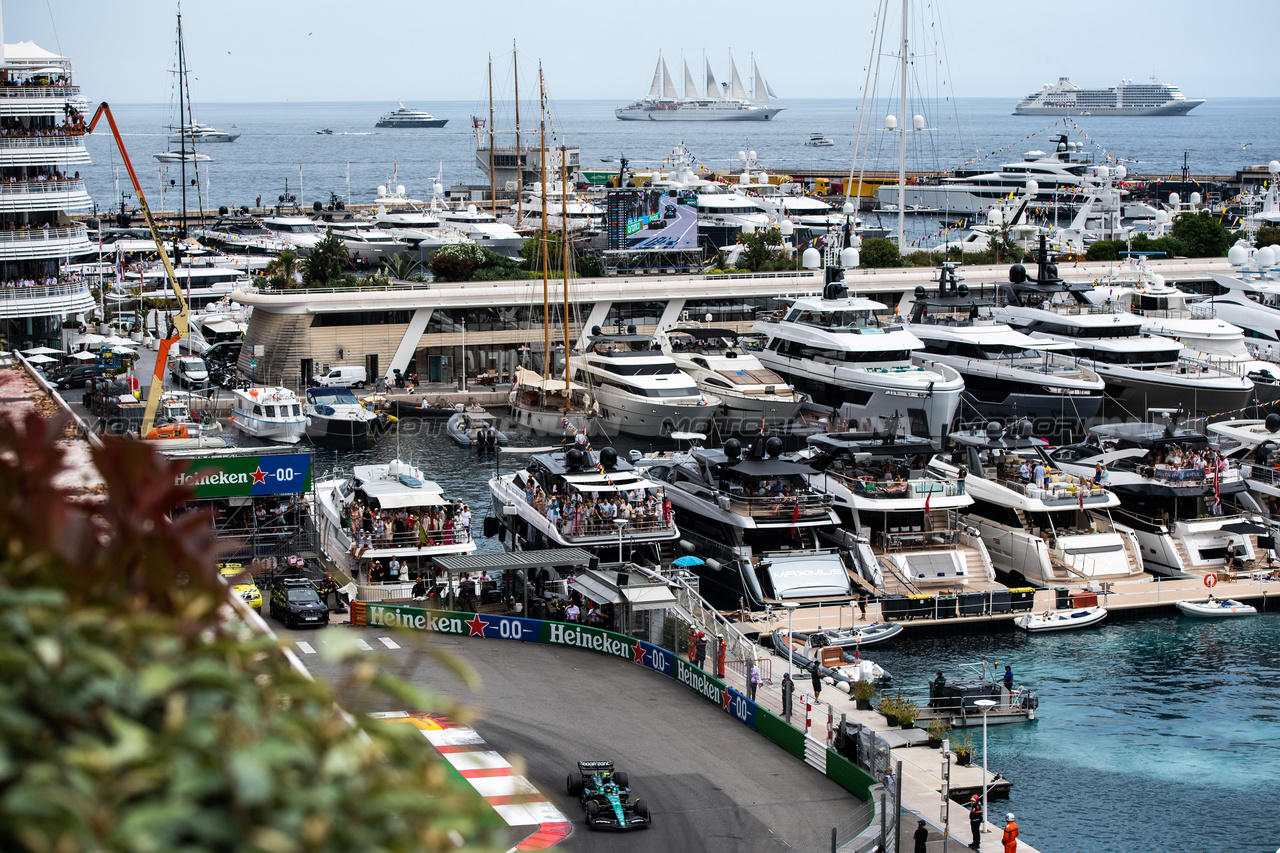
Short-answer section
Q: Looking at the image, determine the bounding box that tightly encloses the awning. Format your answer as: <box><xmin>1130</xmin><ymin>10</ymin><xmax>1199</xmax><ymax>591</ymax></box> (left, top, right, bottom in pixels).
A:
<box><xmin>435</xmin><ymin>548</ymin><xmax>594</xmax><ymax>572</ymax></box>
<box><xmin>1221</xmin><ymin>520</ymin><xmax>1268</xmax><ymax>535</ymax></box>
<box><xmin>623</xmin><ymin>584</ymin><xmax>678</xmax><ymax>611</ymax></box>
<box><xmin>727</xmin><ymin>458</ymin><xmax>811</xmax><ymax>476</ymax></box>
<box><xmin>570</xmin><ymin>575</ymin><xmax>622</xmax><ymax>605</ymax></box>
<box><xmin>370</xmin><ymin>492</ymin><xmax>448</xmax><ymax>509</ymax></box>
<box><xmin>204</xmin><ymin>319</ymin><xmax>242</xmax><ymax>334</ymax></box>
<box><xmin>68</xmin><ymin>351</ymin><xmax>96</xmax><ymax>361</ymax></box>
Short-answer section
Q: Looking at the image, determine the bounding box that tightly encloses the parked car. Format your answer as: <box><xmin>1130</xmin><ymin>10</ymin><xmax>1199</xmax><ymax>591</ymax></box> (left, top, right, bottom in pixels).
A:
<box><xmin>312</xmin><ymin>365</ymin><xmax>368</xmax><ymax>388</ymax></box>
<box><xmin>53</xmin><ymin>365</ymin><xmax>103</xmax><ymax>390</ymax></box>
<box><xmin>269</xmin><ymin>577</ymin><xmax>329</xmax><ymax>629</ymax></box>
<box><xmin>171</xmin><ymin>355</ymin><xmax>210</xmax><ymax>387</ymax></box>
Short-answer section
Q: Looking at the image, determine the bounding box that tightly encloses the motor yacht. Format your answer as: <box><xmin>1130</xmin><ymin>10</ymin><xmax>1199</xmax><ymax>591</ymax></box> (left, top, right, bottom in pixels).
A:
<box><xmin>1206</xmin><ymin>413</ymin><xmax>1280</xmax><ymax>518</ymax></box>
<box><xmin>517</xmin><ymin>182</ymin><xmax>605</xmax><ymax>235</ymax></box>
<box><xmin>929</xmin><ymin>422</ymin><xmax>1145</xmax><ymax>588</ymax></box>
<box><xmin>805</xmin><ymin>133</ymin><xmax>835</xmax><ymax>147</ymax></box>
<box><xmin>752</xmin><ymin>270</ymin><xmax>964</xmax><ymax>444</ymax></box>
<box><xmin>309</xmin><ymin>213</ymin><xmax>404</xmax><ymax>265</ymax></box>
<box><xmin>169</xmin><ymin>122</ymin><xmax>239</xmax><ymax>143</ymax></box>
<box><xmin>1048</xmin><ymin>421</ymin><xmax>1259</xmax><ymax>577</ymax></box>
<box><xmin>369</xmin><ymin>204</ymin><xmax>474</xmax><ymax>253</ymax></box>
<box><xmin>303</xmin><ymin>386</ymin><xmax>391</xmax><ymax>449</ymax></box>
<box><xmin>488</xmin><ymin>445</ymin><xmax>680</xmax><ymax>565</ymax></box>
<box><xmin>375</xmin><ymin>102</ymin><xmax>448</xmax><ymax>128</ymax></box>
<box><xmin>906</xmin><ymin>264</ymin><xmax>1105</xmax><ymax>436</ymax></box>
<box><xmin>182</xmin><ymin>300</ymin><xmax>249</xmax><ymax>354</ymax></box>
<box><xmin>260</xmin><ymin>215</ymin><xmax>326</xmax><ymax>253</ymax></box>
<box><xmin>798</xmin><ymin>431</ymin><xmax>996</xmax><ymax>593</ymax></box>
<box><xmin>154</xmin><ymin>149</ymin><xmax>211</xmax><ymax>164</ymax></box>
<box><xmin>229</xmin><ymin>386</ymin><xmax>307</xmax><ymax>444</ymax></box>
<box><xmin>192</xmin><ymin>216</ymin><xmax>292</xmax><ymax>256</ymax></box>
<box><xmin>315</xmin><ymin>460</ymin><xmax>475</xmax><ymax>586</ymax></box>
<box><xmin>656</xmin><ymin>325</ymin><xmax>805</xmax><ymax>433</ymax></box>
<box><xmin>436</xmin><ymin>203</ymin><xmax>526</xmax><ymax>258</ymax></box>
<box><xmin>570</xmin><ymin>327</ymin><xmax>721</xmax><ymax>438</ymax></box>
<box><xmin>991</xmin><ymin>238</ymin><xmax>1253</xmax><ymax>419</ymax></box>
<box><xmin>1206</xmin><ymin>241</ymin><xmax>1280</xmax><ymax>343</ymax></box>
<box><xmin>643</xmin><ymin>435</ymin><xmax>853</xmax><ymax>609</ymax></box>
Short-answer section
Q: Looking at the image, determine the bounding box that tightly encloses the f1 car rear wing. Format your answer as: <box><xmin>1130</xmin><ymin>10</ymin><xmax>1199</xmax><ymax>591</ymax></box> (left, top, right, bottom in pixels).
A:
<box><xmin>578</xmin><ymin>761</ymin><xmax>615</xmax><ymax>773</ymax></box>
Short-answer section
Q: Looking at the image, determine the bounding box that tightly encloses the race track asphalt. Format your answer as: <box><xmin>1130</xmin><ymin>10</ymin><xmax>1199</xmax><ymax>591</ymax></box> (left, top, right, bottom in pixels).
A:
<box><xmin>294</xmin><ymin>624</ymin><xmax>863</xmax><ymax>852</ymax></box>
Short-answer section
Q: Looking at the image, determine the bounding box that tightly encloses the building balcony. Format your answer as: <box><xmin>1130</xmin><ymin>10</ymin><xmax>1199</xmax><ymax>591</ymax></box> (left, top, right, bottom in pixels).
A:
<box><xmin>0</xmin><ymin>85</ymin><xmax>82</xmax><ymax>100</ymax></box>
<box><xmin>0</xmin><ymin>134</ymin><xmax>91</xmax><ymax>168</ymax></box>
<box><xmin>0</xmin><ymin>179</ymin><xmax>91</xmax><ymax>213</ymax></box>
<box><xmin>0</xmin><ymin>224</ymin><xmax>92</xmax><ymax>262</ymax></box>
<box><xmin>0</xmin><ymin>278</ymin><xmax>95</xmax><ymax>321</ymax></box>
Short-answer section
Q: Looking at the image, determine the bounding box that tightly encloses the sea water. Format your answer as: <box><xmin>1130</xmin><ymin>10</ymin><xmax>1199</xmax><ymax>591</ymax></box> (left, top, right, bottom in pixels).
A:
<box><xmin>80</xmin><ymin>97</ymin><xmax>1280</xmax><ymax>225</ymax></box>
<box><xmin>304</xmin><ymin>422</ymin><xmax>1280</xmax><ymax>853</ymax></box>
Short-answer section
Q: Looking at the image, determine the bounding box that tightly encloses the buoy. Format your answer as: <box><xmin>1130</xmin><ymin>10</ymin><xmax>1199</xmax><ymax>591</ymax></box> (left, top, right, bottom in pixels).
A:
<box><xmin>1204</xmin><ymin>573</ymin><xmax>1218</xmax><ymax>588</ymax></box>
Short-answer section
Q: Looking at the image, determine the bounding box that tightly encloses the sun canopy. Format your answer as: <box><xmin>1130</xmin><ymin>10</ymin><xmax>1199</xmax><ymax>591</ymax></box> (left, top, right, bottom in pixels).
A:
<box><xmin>21</xmin><ymin>346</ymin><xmax>62</xmax><ymax>355</ymax></box>
<box><xmin>67</xmin><ymin>351</ymin><xmax>96</xmax><ymax>361</ymax></box>
<box><xmin>204</xmin><ymin>319</ymin><xmax>242</xmax><ymax>335</ymax></box>
<box><xmin>24</xmin><ymin>353</ymin><xmax>57</xmax><ymax>364</ymax></box>
<box><xmin>369</xmin><ymin>491</ymin><xmax>448</xmax><ymax>510</ymax></box>
<box><xmin>726</xmin><ymin>458</ymin><xmax>812</xmax><ymax>477</ymax></box>
<box><xmin>1221</xmin><ymin>520</ymin><xmax>1268</xmax><ymax>535</ymax></box>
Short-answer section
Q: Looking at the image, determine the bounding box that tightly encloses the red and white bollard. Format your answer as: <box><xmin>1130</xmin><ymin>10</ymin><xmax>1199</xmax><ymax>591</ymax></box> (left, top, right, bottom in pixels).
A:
<box><xmin>804</xmin><ymin>695</ymin><xmax>813</xmax><ymax>736</ymax></box>
<box><xmin>826</xmin><ymin>704</ymin><xmax>835</xmax><ymax>748</ymax></box>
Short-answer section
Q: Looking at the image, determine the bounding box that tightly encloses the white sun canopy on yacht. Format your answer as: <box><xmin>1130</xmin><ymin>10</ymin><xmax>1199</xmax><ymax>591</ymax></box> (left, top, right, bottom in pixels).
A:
<box><xmin>765</xmin><ymin>553</ymin><xmax>854</xmax><ymax>599</ymax></box>
<box><xmin>367</xmin><ymin>491</ymin><xmax>449</xmax><ymax>509</ymax></box>
<box><xmin>560</xmin><ymin>472</ymin><xmax>661</xmax><ymax>492</ymax></box>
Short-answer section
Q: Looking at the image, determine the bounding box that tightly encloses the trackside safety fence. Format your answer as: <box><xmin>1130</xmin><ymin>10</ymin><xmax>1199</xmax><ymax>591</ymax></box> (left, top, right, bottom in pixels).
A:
<box><xmin>352</xmin><ymin>601</ymin><xmax>878</xmax><ymax>809</ymax></box>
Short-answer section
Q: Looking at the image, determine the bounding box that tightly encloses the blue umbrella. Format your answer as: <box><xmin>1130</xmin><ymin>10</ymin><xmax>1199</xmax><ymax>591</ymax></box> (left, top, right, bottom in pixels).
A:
<box><xmin>672</xmin><ymin>555</ymin><xmax>705</xmax><ymax>567</ymax></box>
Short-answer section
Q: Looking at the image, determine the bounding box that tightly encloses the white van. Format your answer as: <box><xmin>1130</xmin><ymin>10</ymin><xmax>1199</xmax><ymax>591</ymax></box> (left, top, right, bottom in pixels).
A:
<box><xmin>312</xmin><ymin>365</ymin><xmax>368</xmax><ymax>388</ymax></box>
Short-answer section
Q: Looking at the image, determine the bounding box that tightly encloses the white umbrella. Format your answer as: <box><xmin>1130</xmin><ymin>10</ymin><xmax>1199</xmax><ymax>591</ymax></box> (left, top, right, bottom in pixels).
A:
<box><xmin>112</xmin><ymin>347</ymin><xmax>137</xmax><ymax>356</ymax></box>
<box><xmin>101</xmin><ymin>335</ymin><xmax>133</xmax><ymax>347</ymax></box>
<box><xmin>74</xmin><ymin>334</ymin><xmax>105</xmax><ymax>347</ymax></box>
<box><xmin>68</xmin><ymin>351</ymin><xmax>96</xmax><ymax>361</ymax></box>
<box><xmin>25</xmin><ymin>353</ymin><xmax>58</xmax><ymax>364</ymax></box>
<box><xmin>21</xmin><ymin>346</ymin><xmax>63</xmax><ymax>356</ymax></box>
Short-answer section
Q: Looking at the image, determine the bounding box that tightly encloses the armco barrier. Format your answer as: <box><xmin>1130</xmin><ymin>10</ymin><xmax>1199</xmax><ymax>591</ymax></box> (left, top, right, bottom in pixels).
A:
<box><xmin>353</xmin><ymin>603</ymin><xmax>872</xmax><ymax>805</ymax></box>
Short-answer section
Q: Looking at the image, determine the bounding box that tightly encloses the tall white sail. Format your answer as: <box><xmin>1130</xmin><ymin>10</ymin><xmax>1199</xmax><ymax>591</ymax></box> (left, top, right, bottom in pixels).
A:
<box><xmin>729</xmin><ymin>55</ymin><xmax>748</xmax><ymax>100</ymax></box>
<box><xmin>705</xmin><ymin>58</ymin><xmax>720</xmax><ymax>99</ymax></box>
<box><xmin>753</xmin><ymin>59</ymin><xmax>769</xmax><ymax>106</ymax></box>
<box><xmin>766</xmin><ymin>80</ymin><xmax>777</xmax><ymax>99</ymax></box>
<box><xmin>647</xmin><ymin>55</ymin><xmax>663</xmax><ymax>99</ymax></box>
<box><xmin>661</xmin><ymin>58</ymin><xmax>677</xmax><ymax>99</ymax></box>
<box><xmin>683</xmin><ymin>58</ymin><xmax>699</xmax><ymax>100</ymax></box>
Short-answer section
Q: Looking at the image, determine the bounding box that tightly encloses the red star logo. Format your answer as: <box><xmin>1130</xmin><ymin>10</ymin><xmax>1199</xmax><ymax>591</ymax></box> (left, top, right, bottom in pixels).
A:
<box><xmin>465</xmin><ymin>614</ymin><xmax>489</xmax><ymax>637</ymax></box>
<box><xmin>251</xmin><ymin>466</ymin><xmax>267</xmax><ymax>485</ymax></box>
<box><xmin>722</xmin><ymin>687</ymin><xmax>732</xmax><ymax>712</ymax></box>
<box><xmin>632</xmin><ymin>641</ymin><xmax>646</xmax><ymax>664</ymax></box>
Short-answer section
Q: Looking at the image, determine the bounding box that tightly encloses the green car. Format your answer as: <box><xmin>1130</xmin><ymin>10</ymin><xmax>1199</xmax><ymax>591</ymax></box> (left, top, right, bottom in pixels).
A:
<box><xmin>566</xmin><ymin>760</ymin><xmax>652</xmax><ymax>831</ymax></box>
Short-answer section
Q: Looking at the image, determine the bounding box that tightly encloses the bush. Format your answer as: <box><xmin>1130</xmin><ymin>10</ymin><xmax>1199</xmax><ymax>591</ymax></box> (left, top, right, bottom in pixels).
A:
<box><xmin>430</xmin><ymin>242</ymin><xmax>487</xmax><ymax>282</ymax></box>
<box><xmin>1256</xmin><ymin>225</ymin><xmax>1280</xmax><ymax>248</ymax></box>
<box><xmin>1086</xmin><ymin>240</ymin><xmax>1123</xmax><ymax>262</ymax></box>
<box><xmin>860</xmin><ymin>237</ymin><xmax>901</xmax><ymax>268</ymax></box>
<box><xmin>852</xmin><ymin>680</ymin><xmax>877</xmax><ymax>701</ymax></box>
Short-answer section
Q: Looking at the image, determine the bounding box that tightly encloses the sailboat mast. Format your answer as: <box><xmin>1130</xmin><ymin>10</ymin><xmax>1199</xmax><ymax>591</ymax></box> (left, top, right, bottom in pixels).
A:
<box><xmin>176</xmin><ymin>7</ymin><xmax>188</xmax><ymax>236</ymax></box>
<box><xmin>897</xmin><ymin>0</ymin><xmax>908</xmax><ymax>249</ymax></box>
<box><xmin>539</xmin><ymin>66</ymin><xmax>550</xmax><ymax>382</ymax></box>
<box><xmin>560</xmin><ymin>146</ymin><xmax>571</xmax><ymax>397</ymax></box>
<box><xmin>488</xmin><ymin>56</ymin><xmax>496</xmax><ymax>215</ymax></box>
<box><xmin>514</xmin><ymin>42</ymin><xmax>523</xmax><ymax>227</ymax></box>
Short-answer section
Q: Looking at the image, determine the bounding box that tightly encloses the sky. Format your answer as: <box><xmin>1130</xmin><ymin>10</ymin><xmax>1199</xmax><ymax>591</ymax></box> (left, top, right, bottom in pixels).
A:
<box><xmin>1</xmin><ymin>0</ymin><xmax>1274</xmax><ymax>104</ymax></box>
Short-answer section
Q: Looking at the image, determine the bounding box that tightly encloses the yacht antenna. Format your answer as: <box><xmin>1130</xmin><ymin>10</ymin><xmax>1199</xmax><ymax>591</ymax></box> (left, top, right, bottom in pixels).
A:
<box><xmin>514</xmin><ymin>42</ymin><xmax>523</xmax><ymax>228</ymax></box>
<box><xmin>561</xmin><ymin>145</ymin><xmax>572</xmax><ymax>404</ymax></box>
<box><xmin>176</xmin><ymin>6</ymin><xmax>188</xmax><ymax>239</ymax></box>
<box><xmin>488</xmin><ymin>55</ymin><xmax>497</xmax><ymax>215</ymax></box>
<box><xmin>539</xmin><ymin>65</ymin><xmax>550</xmax><ymax>383</ymax></box>
<box><xmin>897</xmin><ymin>0</ymin><xmax>908</xmax><ymax>249</ymax></box>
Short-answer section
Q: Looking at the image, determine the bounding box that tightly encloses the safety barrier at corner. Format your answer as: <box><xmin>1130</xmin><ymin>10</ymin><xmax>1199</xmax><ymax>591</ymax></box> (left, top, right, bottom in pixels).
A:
<box><xmin>353</xmin><ymin>602</ymin><xmax>875</xmax><ymax>803</ymax></box>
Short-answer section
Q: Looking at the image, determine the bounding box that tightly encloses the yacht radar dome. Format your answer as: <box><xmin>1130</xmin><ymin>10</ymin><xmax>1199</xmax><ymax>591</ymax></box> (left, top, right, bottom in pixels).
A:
<box><xmin>840</xmin><ymin>247</ymin><xmax>859</xmax><ymax>267</ymax></box>
<box><xmin>377</xmin><ymin>185</ymin><xmax>388</xmax><ymax>197</ymax></box>
<box><xmin>1189</xmin><ymin>192</ymin><xmax>1201</xmax><ymax>205</ymax></box>
<box><xmin>912</xmin><ymin>114</ymin><xmax>925</xmax><ymax>131</ymax></box>
<box><xmin>1270</xmin><ymin>160</ymin><xmax>1280</xmax><ymax>176</ymax></box>
<box><xmin>986</xmin><ymin>421</ymin><xmax>1004</xmax><ymax>440</ymax></box>
<box><xmin>1228</xmin><ymin>242</ymin><xmax>1250</xmax><ymax>265</ymax></box>
<box><xmin>802</xmin><ymin>247</ymin><xmax>822</xmax><ymax>269</ymax></box>
<box><xmin>1256</xmin><ymin>246</ymin><xmax>1277</xmax><ymax>268</ymax></box>
<box><xmin>1168</xmin><ymin>192</ymin><xmax>1181</xmax><ymax>207</ymax></box>
<box><xmin>884</xmin><ymin>115</ymin><xmax>898</xmax><ymax>130</ymax></box>
<box><xmin>1025</xmin><ymin>179</ymin><xmax>1040</xmax><ymax>196</ymax></box>
<box><xmin>1266</xmin><ymin>413</ymin><xmax>1280</xmax><ymax>433</ymax></box>
<box><xmin>842</xmin><ymin>201</ymin><xmax>856</xmax><ymax>216</ymax></box>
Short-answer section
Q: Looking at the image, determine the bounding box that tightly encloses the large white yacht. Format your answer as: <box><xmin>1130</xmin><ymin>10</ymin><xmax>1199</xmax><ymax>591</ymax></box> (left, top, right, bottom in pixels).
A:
<box><xmin>799</xmin><ymin>432</ymin><xmax>996</xmax><ymax>594</ymax></box>
<box><xmin>259</xmin><ymin>215</ymin><xmax>325</xmax><ymax>253</ymax></box>
<box><xmin>906</xmin><ymin>264</ymin><xmax>1105</xmax><ymax>434</ymax></box>
<box><xmin>643</xmin><ymin>436</ymin><xmax>854</xmax><ymax>609</ymax></box>
<box><xmin>517</xmin><ymin>182</ymin><xmax>605</xmax><ymax>236</ymax></box>
<box><xmin>992</xmin><ymin>240</ymin><xmax>1254</xmax><ymax>419</ymax></box>
<box><xmin>616</xmin><ymin>53</ymin><xmax>782</xmax><ymax>122</ymax></box>
<box><xmin>656</xmin><ymin>325</ymin><xmax>805</xmax><ymax>433</ymax></box>
<box><xmin>876</xmin><ymin>134</ymin><xmax>1095</xmax><ymax>216</ymax></box>
<box><xmin>1206</xmin><ymin>241</ymin><xmax>1280</xmax><ymax>343</ymax></box>
<box><xmin>369</xmin><ymin>204</ymin><xmax>473</xmax><ymax>254</ymax></box>
<box><xmin>752</xmin><ymin>271</ymin><xmax>964</xmax><ymax>444</ymax></box>
<box><xmin>570</xmin><ymin>327</ymin><xmax>721</xmax><ymax>438</ymax></box>
<box><xmin>436</xmin><ymin>203</ymin><xmax>526</xmax><ymax>258</ymax></box>
<box><xmin>930</xmin><ymin>423</ymin><xmax>1145</xmax><ymax>588</ymax></box>
<box><xmin>302</xmin><ymin>386</ymin><xmax>389</xmax><ymax>449</ymax></box>
<box><xmin>168</xmin><ymin>122</ymin><xmax>239</xmax><ymax>143</ymax></box>
<box><xmin>309</xmin><ymin>213</ymin><xmax>404</xmax><ymax>265</ymax></box>
<box><xmin>375</xmin><ymin>102</ymin><xmax>447</xmax><ymax>128</ymax></box>
<box><xmin>192</xmin><ymin>216</ymin><xmax>291</xmax><ymax>256</ymax></box>
<box><xmin>1048</xmin><ymin>422</ymin><xmax>1257</xmax><ymax>578</ymax></box>
<box><xmin>182</xmin><ymin>300</ymin><xmax>249</xmax><ymax>354</ymax></box>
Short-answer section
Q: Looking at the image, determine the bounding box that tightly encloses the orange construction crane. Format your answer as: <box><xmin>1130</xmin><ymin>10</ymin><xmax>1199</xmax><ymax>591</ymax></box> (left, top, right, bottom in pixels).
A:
<box><xmin>86</xmin><ymin>102</ymin><xmax>190</xmax><ymax>437</ymax></box>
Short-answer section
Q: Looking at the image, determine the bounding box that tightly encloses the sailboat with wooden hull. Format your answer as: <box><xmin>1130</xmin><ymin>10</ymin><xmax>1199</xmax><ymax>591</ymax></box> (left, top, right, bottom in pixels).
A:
<box><xmin>616</xmin><ymin>52</ymin><xmax>783</xmax><ymax>122</ymax></box>
<box><xmin>508</xmin><ymin>75</ymin><xmax>600</xmax><ymax>437</ymax></box>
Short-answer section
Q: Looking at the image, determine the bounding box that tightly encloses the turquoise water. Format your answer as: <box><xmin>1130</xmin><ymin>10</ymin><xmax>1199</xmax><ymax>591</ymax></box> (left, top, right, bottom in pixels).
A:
<box><xmin>869</xmin><ymin>612</ymin><xmax>1280</xmax><ymax>853</ymax></box>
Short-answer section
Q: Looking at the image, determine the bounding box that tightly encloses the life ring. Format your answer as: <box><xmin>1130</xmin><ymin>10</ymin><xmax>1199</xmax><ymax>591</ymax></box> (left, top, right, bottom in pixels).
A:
<box><xmin>1204</xmin><ymin>573</ymin><xmax>1218</xmax><ymax>588</ymax></box>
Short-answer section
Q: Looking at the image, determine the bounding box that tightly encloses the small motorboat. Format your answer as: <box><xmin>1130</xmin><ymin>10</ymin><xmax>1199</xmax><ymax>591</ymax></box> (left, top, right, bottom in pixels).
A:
<box><xmin>316</xmin><ymin>128</ymin><xmax>335</xmax><ymax>135</ymax></box>
<box><xmin>1014</xmin><ymin>605</ymin><xmax>1108</xmax><ymax>632</ymax></box>
<box><xmin>1176</xmin><ymin>597</ymin><xmax>1258</xmax><ymax>618</ymax></box>
<box><xmin>770</xmin><ymin>629</ymin><xmax>891</xmax><ymax>687</ymax></box>
<box><xmin>783</xmin><ymin>622</ymin><xmax>904</xmax><ymax>651</ymax></box>
<box><xmin>447</xmin><ymin>410</ymin><xmax>508</xmax><ymax>447</ymax></box>
<box><xmin>804</xmin><ymin>133</ymin><xmax>835</xmax><ymax>147</ymax></box>
<box><xmin>389</xmin><ymin>396</ymin><xmax>483</xmax><ymax>419</ymax></box>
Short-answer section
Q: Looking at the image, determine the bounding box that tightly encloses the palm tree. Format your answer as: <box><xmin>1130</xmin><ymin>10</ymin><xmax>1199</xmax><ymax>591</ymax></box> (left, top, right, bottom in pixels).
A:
<box><xmin>263</xmin><ymin>249</ymin><xmax>301</xmax><ymax>289</ymax></box>
<box><xmin>381</xmin><ymin>254</ymin><xmax>423</xmax><ymax>282</ymax></box>
<box><xmin>302</xmin><ymin>230</ymin><xmax>350</xmax><ymax>286</ymax></box>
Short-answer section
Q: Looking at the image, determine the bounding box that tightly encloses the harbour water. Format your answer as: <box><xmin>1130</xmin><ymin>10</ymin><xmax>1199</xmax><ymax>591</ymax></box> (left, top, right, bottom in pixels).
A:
<box><xmin>81</xmin><ymin>97</ymin><xmax>1280</xmax><ymax>227</ymax></box>
<box><xmin>301</xmin><ymin>417</ymin><xmax>1280</xmax><ymax>853</ymax></box>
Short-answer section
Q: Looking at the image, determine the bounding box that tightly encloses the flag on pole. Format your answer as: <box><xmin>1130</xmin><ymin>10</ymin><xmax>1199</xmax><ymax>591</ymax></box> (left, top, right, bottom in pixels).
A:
<box><xmin>924</xmin><ymin>488</ymin><xmax>931</xmax><ymax>515</ymax></box>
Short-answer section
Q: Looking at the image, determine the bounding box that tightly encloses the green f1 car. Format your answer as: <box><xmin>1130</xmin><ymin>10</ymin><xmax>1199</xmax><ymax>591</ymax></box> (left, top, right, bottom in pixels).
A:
<box><xmin>567</xmin><ymin>760</ymin><xmax>652</xmax><ymax>830</ymax></box>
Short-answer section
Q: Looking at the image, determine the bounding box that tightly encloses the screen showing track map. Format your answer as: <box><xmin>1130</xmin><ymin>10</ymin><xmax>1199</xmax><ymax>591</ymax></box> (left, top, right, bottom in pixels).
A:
<box><xmin>607</xmin><ymin>189</ymin><xmax>698</xmax><ymax>251</ymax></box>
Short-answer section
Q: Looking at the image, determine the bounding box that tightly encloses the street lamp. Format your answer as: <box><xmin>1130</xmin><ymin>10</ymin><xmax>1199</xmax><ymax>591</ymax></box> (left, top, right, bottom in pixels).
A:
<box><xmin>782</xmin><ymin>602</ymin><xmax>799</xmax><ymax>677</ymax></box>
<box><xmin>613</xmin><ymin>517</ymin><xmax>628</xmax><ymax>564</ymax></box>
<box><xmin>974</xmin><ymin>698</ymin><xmax>997</xmax><ymax>834</ymax></box>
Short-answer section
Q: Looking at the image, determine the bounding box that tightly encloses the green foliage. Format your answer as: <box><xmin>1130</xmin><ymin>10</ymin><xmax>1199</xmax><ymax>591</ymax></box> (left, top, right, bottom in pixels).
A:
<box><xmin>0</xmin><ymin>413</ymin><xmax>498</xmax><ymax>852</ymax></box>
<box><xmin>895</xmin><ymin>699</ymin><xmax>920</xmax><ymax>726</ymax></box>
<box><xmin>1087</xmin><ymin>234</ymin><xmax>1189</xmax><ymax>263</ymax></box>
<box><xmin>860</xmin><ymin>237</ymin><xmax>901</xmax><ymax>268</ymax></box>
<box><xmin>264</xmin><ymin>247</ymin><xmax>302</xmax><ymax>289</ymax></box>
<box><xmin>382</xmin><ymin>253</ymin><xmax>425</xmax><ymax>282</ymax></box>
<box><xmin>521</xmin><ymin>232</ymin><xmax>572</xmax><ymax>274</ymax></box>
<box><xmin>1255</xmin><ymin>225</ymin><xmax>1280</xmax><ymax>248</ymax></box>
<box><xmin>302</xmin><ymin>229</ymin><xmax>351</xmax><ymax>286</ymax></box>
<box><xmin>951</xmin><ymin>731</ymin><xmax>975</xmax><ymax>758</ymax></box>
<box><xmin>926</xmin><ymin>718</ymin><xmax>951</xmax><ymax>742</ymax></box>
<box><xmin>736</xmin><ymin>228</ymin><xmax>785</xmax><ymax>272</ymax></box>
<box><xmin>1170</xmin><ymin>211</ymin><xmax>1232</xmax><ymax>257</ymax></box>
<box><xmin>878</xmin><ymin>696</ymin><xmax>901</xmax><ymax>717</ymax></box>
<box><xmin>852</xmin><ymin>679</ymin><xmax>877</xmax><ymax>701</ymax></box>
<box><xmin>575</xmin><ymin>251</ymin><xmax>604</xmax><ymax>278</ymax></box>
<box><xmin>430</xmin><ymin>242</ymin><xmax>487</xmax><ymax>282</ymax></box>
<box><xmin>1085</xmin><ymin>240</ymin><xmax>1122</xmax><ymax>262</ymax></box>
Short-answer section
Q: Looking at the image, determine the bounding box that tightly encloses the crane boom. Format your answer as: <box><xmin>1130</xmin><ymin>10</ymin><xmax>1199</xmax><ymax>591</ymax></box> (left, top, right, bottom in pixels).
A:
<box><xmin>87</xmin><ymin>102</ymin><xmax>190</xmax><ymax>436</ymax></box>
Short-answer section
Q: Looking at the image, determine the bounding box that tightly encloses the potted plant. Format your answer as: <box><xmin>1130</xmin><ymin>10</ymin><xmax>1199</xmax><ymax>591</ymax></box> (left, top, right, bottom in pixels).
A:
<box><xmin>896</xmin><ymin>699</ymin><xmax>920</xmax><ymax>729</ymax></box>
<box><xmin>878</xmin><ymin>696</ymin><xmax>901</xmax><ymax>727</ymax></box>
<box><xmin>926</xmin><ymin>718</ymin><xmax>951</xmax><ymax>748</ymax></box>
<box><xmin>952</xmin><ymin>732</ymin><xmax>974</xmax><ymax>766</ymax></box>
<box><xmin>852</xmin><ymin>679</ymin><xmax>876</xmax><ymax>711</ymax></box>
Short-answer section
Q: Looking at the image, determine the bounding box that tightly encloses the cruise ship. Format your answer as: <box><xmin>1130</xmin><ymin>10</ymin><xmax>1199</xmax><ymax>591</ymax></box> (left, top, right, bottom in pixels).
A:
<box><xmin>1013</xmin><ymin>77</ymin><xmax>1204</xmax><ymax>116</ymax></box>
<box><xmin>0</xmin><ymin>37</ymin><xmax>95</xmax><ymax>350</ymax></box>
<box><xmin>616</xmin><ymin>53</ymin><xmax>782</xmax><ymax>122</ymax></box>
